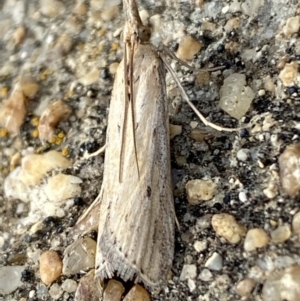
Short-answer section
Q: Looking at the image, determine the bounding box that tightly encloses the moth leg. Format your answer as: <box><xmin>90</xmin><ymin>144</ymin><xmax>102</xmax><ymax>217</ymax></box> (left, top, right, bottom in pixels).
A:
<box><xmin>73</xmin><ymin>144</ymin><xmax>106</xmax><ymax>171</ymax></box>
<box><xmin>160</xmin><ymin>54</ymin><xmax>242</xmax><ymax>132</ymax></box>
<box><xmin>72</xmin><ymin>185</ymin><xmax>104</xmax><ymax>235</ymax></box>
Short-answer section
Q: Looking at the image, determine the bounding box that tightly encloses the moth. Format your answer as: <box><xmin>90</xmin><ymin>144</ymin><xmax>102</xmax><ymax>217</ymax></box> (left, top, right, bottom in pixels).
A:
<box><xmin>75</xmin><ymin>0</ymin><xmax>238</xmax><ymax>293</ymax></box>
<box><xmin>76</xmin><ymin>0</ymin><xmax>175</xmax><ymax>291</ymax></box>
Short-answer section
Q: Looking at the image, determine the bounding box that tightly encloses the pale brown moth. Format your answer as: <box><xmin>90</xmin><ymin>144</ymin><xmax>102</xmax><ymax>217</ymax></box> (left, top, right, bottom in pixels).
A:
<box><xmin>75</xmin><ymin>0</ymin><xmax>238</xmax><ymax>293</ymax></box>
<box><xmin>76</xmin><ymin>0</ymin><xmax>175</xmax><ymax>292</ymax></box>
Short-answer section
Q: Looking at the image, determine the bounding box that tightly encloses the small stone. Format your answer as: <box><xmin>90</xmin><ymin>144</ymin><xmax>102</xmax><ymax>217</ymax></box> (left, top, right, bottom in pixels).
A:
<box><xmin>123</xmin><ymin>284</ymin><xmax>150</xmax><ymax>301</ymax></box>
<box><xmin>19</xmin><ymin>151</ymin><xmax>71</xmax><ymax>186</ymax></box>
<box><xmin>39</xmin><ymin>251</ymin><xmax>62</xmax><ymax>285</ymax></box>
<box><xmin>187</xmin><ymin>279</ymin><xmax>196</xmax><ymax>292</ymax></box>
<box><xmin>78</xmin><ymin>68</ymin><xmax>100</xmax><ymax>86</ymax></box>
<box><xmin>292</xmin><ymin>211</ymin><xmax>300</xmax><ymax>234</ymax></box>
<box><xmin>0</xmin><ymin>89</ymin><xmax>26</xmax><ymax>135</ymax></box>
<box><xmin>244</xmin><ymin>228</ymin><xmax>269</xmax><ymax>251</ymax></box>
<box><xmin>19</xmin><ymin>75</ymin><xmax>40</xmax><ymax>98</ymax></box>
<box><xmin>263</xmin><ymin>181</ymin><xmax>278</xmax><ymax>199</ymax></box>
<box><xmin>0</xmin><ymin>265</ymin><xmax>25</xmax><ymax>294</ymax></box>
<box><xmin>279</xmin><ymin>62</ymin><xmax>299</xmax><ymax>87</ymax></box>
<box><xmin>271</xmin><ymin>224</ymin><xmax>291</xmax><ymax>244</ymax></box>
<box><xmin>219</xmin><ymin>73</ymin><xmax>254</xmax><ymax>119</ymax></box>
<box><xmin>241</xmin><ymin>0</ymin><xmax>264</xmax><ymax>16</ymax></box>
<box><xmin>235</xmin><ymin>278</ymin><xmax>255</xmax><ymax>297</ymax></box>
<box><xmin>75</xmin><ymin>270</ymin><xmax>103</xmax><ymax>301</ymax></box>
<box><xmin>169</xmin><ymin>124</ymin><xmax>182</xmax><ymax>139</ymax></box>
<box><xmin>238</xmin><ymin>191</ymin><xmax>248</xmax><ymax>203</ymax></box>
<box><xmin>193</xmin><ymin>240</ymin><xmax>207</xmax><ymax>253</ymax></box>
<box><xmin>236</xmin><ymin>148</ymin><xmax>249</xmax><ymax>161</ymax></box>
<box><xmin>279</xmin><ymin>143</ymin><xmax>300</xmax><ymax>197</ymax></box>
<box><xmin>63</xmin><ymin>237</ymin><xmax>97</xmax><ymax>275</ymax></box>
<box><xmin>40</xmin><ymin>0</ymin><xmax>66</xmax><ymax>17</ymax></box>
<box><xmin>100</xmin><ymin>6</ymin><xmax>119</xmax><ymax>22</ymax></box>
<box><xmin>61</xmin><ymin>279</ymin><xmax>77</xmax><ymax>293</ymax></box>
<box><xmin>205</xmin><ymin>252</ymin><xmax>223</xmax><ymax>271</ymax></box>
<box><xmin>180</xmin><ymin>264</ymin><xmax>197</xmax><ymax>281</ymax></box>
<box><xmin>54</xmin><ymin>33</ymin><xmax>73</xmax><ymax>56</ymax></box>
<box><xmin>176</xmin><ymin>35</ymin><xmax>202</xmax><ymax>61</ymax></box>
<box><xmin>283</xmin><ymin>16</ymin><xmax>300</xmax><ymax>37</ymax></box>
<box><xmin>109</xmin><ymin>62</ymin><xmax>119</xmax><ymax>75</ymax></box>
<box><xmin>195</xmin><ymin>70</ymin><xmax>210</xmax><ymax>86</ymax></box>
<box><xmin>189</xmin><ymin>129</ymin><xmax>207</xmax><ymax>142</ymax></box>
<box><xmin>185</xmin><ymin>179</ymin><xmax>217</xmax><ymax>205</ymax></box>
<box><xmin>43</xmin><ymin>173</ymin><xmax>82</xmax><ymax>202</ymax></box>
<box><xmin>49</xmin><ymin>283</ymin><xmax>63</xmax><ymax>300</ymax></box>
<box><xmin>38</xmin><ymin>100</ymin><xmax>71</xmax><ymax>143</ymax></box>
<box><xmin>262</xmin><ymin>265</ymin><xmax>300</xmax><ymax>301</ymax></box>
<box><xmin>12</xmin><ymin>26</ymin><xmax>26</xmax><ymax>45</ymax></box>
<box><xmin>103</xmin><ymin>279</ymin><xmax>125</xmax><ymax>301</ymax></box>
<box><xmin>224</xmin><ymin>17</ymin><xmax>241</xmax><ymax>32</ymax></box>
<box><xmin>198</xmin><ymin>269</ymin><xmax>213</xmax><ymax>282</ymax></box>
<box><xmin>281</xmin><ymin>265</ymin><xmax>300</xmax><ymax>301</ymax></box>
<box><xmin>211</xmin><ymin>213</ymin><xmax>246</xmax><ymax>244</ymax></box>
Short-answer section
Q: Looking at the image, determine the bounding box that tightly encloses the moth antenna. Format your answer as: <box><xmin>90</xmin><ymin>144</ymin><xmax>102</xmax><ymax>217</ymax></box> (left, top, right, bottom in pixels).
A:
<box><xmin>160</xmin><ymin>54</ymin><xmax>242</xmax><ymax>132</ymax></box>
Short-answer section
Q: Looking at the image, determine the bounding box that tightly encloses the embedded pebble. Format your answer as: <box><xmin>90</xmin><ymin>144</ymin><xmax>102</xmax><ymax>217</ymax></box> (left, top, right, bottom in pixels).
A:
<box><xmin>193</xmin><ymin>240</ymin><xmax>207</xmax><ymax>253</ymax></box>
<box><xmin>40</xmin><ymin>0</ymin><xmax>66</xmax><ymax>17</ymax></box>
<box><xmin>279</xmin><ymin>62</ymin><xmax>299</xmax><ymax>87</ymax></box>
<box><xmin>195</xmin><ymin>70</ymin><xmax>210</xmax><ymax>86</ymax></box>
<box><xmin>235</xmin><ymin>278</ymin><xmax>256</xmax><ymax>297</ymax></box>
<box><xmin>54</xmin><ymin>33</ymin><xmax>73</xmax><ymax>56</ymax></box>
<box><xmin>211</xmin><ymin>213</ymin><xmax>246</xmax><ymax>244</ymax></box>
<box><xmin>17</xmin><ymin>151</ymin><xmax>71</xmax><ymax>186</ymax></box>
<box><xmin>198</xmin><ymin>269</ymin><xmax>213</xmax><ymax>282</ymax></box>
<box><xmin>263</xmin><ymin>181</ymin><xmax>278</xmax><ymax>199</ymax></box>
<box><xmin>279</xmin><ymin>143</ymin><xmax>300</xmax><ymax>197</ymax></box>
<box><xmin>176</xmin><ymin>35</ymin><xmax>202</xmax><ymax>61</ymax></box>
<box><xmin>224</xmin><ymin>17</ymin><xmax>241</xmax><ymax>32</ymax></box>
<box><xmin>187</xmin><ymin>279</ymin><xmax>196</xmax><ymax>292</ymax></box>
<box><xmin>103</xmin><ymin>279</ymin><xmax>124</xmax><ymax>301</ymax></box>
<box><xmin>189</xmin><ymin>128</ymin><xmax>206</xmax><ymax>142</ymax></box>
<box><xmin>43</xmin><ymin>173</ymin><xmax>82</xmax><ymax>202</ymax></box>
<box><xmin>39</xmin><ymin>250</ymin><xmax>62</xmax><ymax>285</ymax></box>
<box><xmin>61</xmin><ymin>279</ymin><xmax>77</xmax><ymax>293</ymax></box>
<box><xmin>180</xmin><ymin>264</ymin><xmax>197</xmax><ymax>281</ymax></box>
<box><xmin>38</xmin><ymin>100</ymin><xmax>71</xmax><ymax>143</ymax></box>
<box><xmin>238</xmin><ymin>191</ymin><xmax>248</xmax><ymax>203</ymax></box>
<box><xmin>271</xmin><ymin>224</ymin><xmax>291</xmax><ymax>244</ymax></box>
<box><xmin>63</xmin><ymin>237</ymin><xmax>97</xmax><ymax>275</ymax></box>
<box><xmin>49</xmin><ymin>283</ymin><xmax>63</xmax><ymax>300</ymax></box>
<box><xmin>0</xmin><ymin>89</ymin><xmax>26</xmax><ymax>135</ymax></box>
<box><xmin>244</xmin><ymin>228</ymin><xmax>269</xmax><ymax>251</ymax></box>
<box><xmin>205</xmin><ymin>252</ymin><xmax>223</xmax><ymax>271</ymax></box>
<box><xmin>78</xmin><ymin>69</ymin><xmax>100</xmax><ymax>86</ymax></box>
<box><xmin>292</xmin><ymin>211</ymin><xmax>300</xmax><ymax>234</ymax></box>
<box><xmin>0</xmin><ymin>266</ymin><xmax>25</xmax><ymax>294</ymax></box>
<box><xmin>262</xmin><ymin>265</ymin><xmax>300</xmax><ymax>301</ymax></box>
<box><xmin>169</xmin><ymin>124</ymin><xmax>182</xmax><ymax>139</ymax></box>
<box><xmin>12</xmin><ymin>26</ymin><xmax>26</xmax><ymax>45</ymax></box>
<box><xmin>185</xmin><ymin>179</ymin><xmax>217</xmax><ymax>205</ymax></box>
<box><xmin>109</xmin><ymin>62</ymin><xmax>119</xmax><ymax>75</ymax></box>
<box><xmin>219</xmin><ymin>73</ymin><xmax>254</xmax><ymax>119</ymax></box>
<box><xmin>241</xmin><ymin>0</ymin><xmax>264</xmax><ymax>16</ymax></box>
<box><xmin>236</xmin><ymin>148</ymin><xmax>249</xmax><ymax>161</ymax></box>
<box><xmin>123</xmin><ymin>284</ymin><xmax>151</xmax><ymax>301</ymax></box>
<box><xmin>75</xmin><ymin>270</ymin><xmax>103</xmax><ymax>301</ymax></box>
<box><xmin>19</xmin><ymin>75</ymin><xmax>40</xmax><ymax>98</ymax></box>
<box><xmin>283</xmin><ymin>16</ymin><xmax>300</xmax><ymax>37</ymax></box>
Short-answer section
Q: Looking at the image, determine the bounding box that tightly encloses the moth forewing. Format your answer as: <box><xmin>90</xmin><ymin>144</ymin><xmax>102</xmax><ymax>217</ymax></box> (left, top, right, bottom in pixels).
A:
<box><xmin>94</xmin><ymin>41</ymin><xmax>175</xmax><ymax>290</ymax></box>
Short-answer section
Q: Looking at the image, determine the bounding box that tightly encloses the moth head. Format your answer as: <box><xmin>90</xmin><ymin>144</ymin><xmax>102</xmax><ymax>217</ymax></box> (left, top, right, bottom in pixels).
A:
<box><xmin>138</xmin><ymin>25</ymin><xmax>151</xmax><ymax>43</ymax></box>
